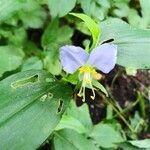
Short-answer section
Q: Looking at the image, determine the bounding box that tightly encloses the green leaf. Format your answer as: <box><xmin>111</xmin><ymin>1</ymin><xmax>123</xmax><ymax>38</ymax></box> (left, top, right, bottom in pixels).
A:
<box><xmin>0</xmin><ymin>0</ymin><xmax>21</xmax><ymax>22</ymax></box>
<box><xmin>55</xmin><ymin>101</ymin><xmax>92</xmax><ymax>134</ymax></box>
<box><xmin>129</xmin><ymin>139</ymin><xmax>150</xmax><ymax>148</ymax></box>
<box><xmin>70</xmin><ymin>13</ymin><xmax>100</xmax><ymax>51</ymax></box>
<box><xmin>63</xmin><ymin>71</ymin><xmax>79</xmax><ymax>85</ymax></box>
<box><xmin>90</xmin><ymin>123</ymin><xmax>125</xmax><ymax>148</ymax></box>
<box><xmin>47</xmin><ymin>0</ymin><xmax>76</xmax><ymax>17</ymax></box>
<box><xmin>0</xmin><ymin>0</ymin><xmax>42</xmax><ymax>23</ymax></box>
<box><xmin>0</xmin><ymin>70</ymin><xmax>71</xmax><ymax>149</ymax></box>
<box><xmin>42</xmin><ymin>19</ymin><xmax>73</xmax><ymax>50</ymax></box>
<box><xmin>117</xmin><ymin>142</ymin><xmax>144</xmax><ymax>150</ymax></box>
<box><xmin>0</xmin><ymin>27</ymin><xmax>27</xmax><ymax>46</ymax></box>
<box><xmin>21</xmin><ymin>56</ymin><xmax>43</xmax><ymax>71</ymax></box>
<box><xmin>43</xmin><ymin>52</ymin><xmax>62</xmax><ymax>75</ymax></box>
<box><xmin>79</xmin><ymin>0</ymin><xmax>110</xmax><ymax>21</ymax></box>
<box><xmin>140</xmin><ymin>0</ymin><xmax>150</xmax><ymax>22</ymax></box>
<box><xmin>55</xmin><ymin>115</ymin><xmax>86</xmax><ymax>134</ymax></box>
<box><xmin>42</xmin><ymin>19</ymin><xmax>73</xmax><ymax>75</ymax></box>
<box><xmin>101</xmin><ymin>18</ymin><xmax>150</xmax><ymax>69</ymax></box>
<box><xmin>92</xmin><ymin>80</ymin><xmax>108</xmax><ymax>97</ymax></box>
<box><xmin>18</xmin><ymin>7</ymin><xmax>46</xmax><ymax>28</ymax></box>
<box><xmin>54</xmin><ymin>129</ymin><xmax>99</xmax><ymax>150</ymax></box>
<box><xmin>128</xmin><ymin>9</ymin><xmax>142</xmax><ymax>28</ymax></box>
<box><xmin>112</xmin><ymin>1</ymin><xmax>130</xmax><ymax>18</ymax></box>
<box><xmin>0</xmin><ymin>46</ymin><xmax>24</xmax><ymax>77</ymax></box>
<box><xmin>65</xmin><ymin>101</ymin><xmax>93</xmax><ymax>134</ymax></box>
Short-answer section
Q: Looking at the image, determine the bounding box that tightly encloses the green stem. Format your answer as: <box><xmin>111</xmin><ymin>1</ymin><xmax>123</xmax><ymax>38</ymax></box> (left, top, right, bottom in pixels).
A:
<box><xmin>97</xmin><ymin>91</ymin><xmax>135</xmax><ymax>133</ymax></box>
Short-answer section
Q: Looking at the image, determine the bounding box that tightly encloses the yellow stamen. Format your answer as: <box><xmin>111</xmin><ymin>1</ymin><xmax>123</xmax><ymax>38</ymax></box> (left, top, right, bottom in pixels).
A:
<box><xmin>93</xmin><ymin>73</ymin><xmax>102</xmax><ymax>80</ymax></box>
<box><xmin>77</xmin><ymin>66</ymin><xmax>102</xmax><ymax>101</ymax></box>
<box><xmin>90</xmin><ymin>96</ymin><xmax>94</xmax><ymax>100</ymax></box>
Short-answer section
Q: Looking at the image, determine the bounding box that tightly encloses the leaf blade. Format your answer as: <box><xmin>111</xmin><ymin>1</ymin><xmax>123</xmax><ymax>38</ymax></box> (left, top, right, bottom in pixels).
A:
<box><xmin>0</xmin><ymin>70</ymin><xmax>71</xmax><ymax>150</ymax></box>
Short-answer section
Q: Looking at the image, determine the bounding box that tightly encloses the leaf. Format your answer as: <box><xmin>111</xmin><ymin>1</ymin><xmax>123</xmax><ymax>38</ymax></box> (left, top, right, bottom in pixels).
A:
<box><xmin>63</xmin><ymin>71</ymin><xmax>79</xmax><ymax>85</ymax></box>
<box><xmin>92</xmin><ymin>80</ymin><xmax>108</xmax><ymax>97</ymax></box>
<box><xmin>66</xmin><ymin>101</ymin><xmax>93</xmax><ymax>134</ymax></box>
<box><xmin>117</xmin><ymin>142</ymin><xmax>144</xmax><ymax>150</ymax></box>
<box><xmin>53</xmin><ymin>129</ymin><xmax>99</xmax><ymax>150</ymax></box>
<box><xmin>140</xmin><ymin>0</ymin><xmax>150</xmax><ymax>21</ymax></box>
<box><xmin>42</xmin><ymin>19</ymin><xmax>73</xmax><ymax>50</ymax></box>
<box><xmin>0</xmin><ymin>0</ymin><xmax>42</xmax><ymax>23</ymax></box>
<box><xmin>90</xmin><ymin>123</ymin><xmax>125</xmax><ymax>148</ymax></box>
<box><xmin>0</xmin><ymin>46</ymin><xmax>24</xmax><ymax>77</ymax></box>
<box><xmin>42</xmin><ymin>19</ymin><xmax>73</xmax><ymax>75</ymax></box>
<box><xmin>47</xmin><ymin>0</ymin><xmax>76</xmax><ymax>17</ymax></box>
<box><xmin>55</xmin><ymin>115</ymin><xmax>86</xmax><ymax>134</ymax></box>
<box><xmin>21</xmin><ymin>56</ymin><xmax>43</xmax><ymax>71</ymax></box>
<box><xmin>128</xmin><ymin>9</ymin><xmax>142</xmax><ymax>28</ymax></box>
<box><xmin>18</xmin><ymin>6</ymin><xmax>46</xmax><ymax>28</ymax></box>
<box><xmin>129</xmin><ymin>139</ymin><xmax>150</xmax><ymax>148</ymax></box>
<box><xmin>70</xmin><ymin>13</ymin><xmax>100</xmax><ymax>51</ymax></box>
<box><xmin>139</xmin><ymin>0</ymin><xmax>150</xmax><ymax>28</ymax></box>
<box><xmin>43</xmin><ymin>52</ymin><xmax>62</xmax><ymax>75</ymax></box>
<box><xmin>0</xmin><ymin>70</ymin><xmax>71</xmax><ymax>149</ymax></box>
<box><xmin>55</xmin><ymin>101</ymin><xmax>92</xmax><ymax>134</ymax></box>
<box><xmin>112</xmin><ymin>1</ymin><xmax>130</xmax><ymax>18</ymax></box>
<box><xmin>0</xmin><ymin>0</ymin><xmax>21</xmax><ymax>22</ymax></box>
<box><xmin>100</xmin><ymin>18</ymin><xmax>150</xmax><ymax>69</ymax></box>
<box><xmin>79</xmin><ymin>0</ymin><xmax>110</xmax><ymax>21</ymax></box>
<box><xmin>0</xmin><ymin>27</ymin><xmax>27</xmax><ymax>46</ymax></box>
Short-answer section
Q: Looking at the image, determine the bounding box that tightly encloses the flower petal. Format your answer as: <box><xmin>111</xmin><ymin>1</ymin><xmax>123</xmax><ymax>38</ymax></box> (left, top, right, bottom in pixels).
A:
<box><xmin>88</xmin><ymin>43</ymin><xmax>117</xmax><ymax>73</ymax></box>
<box><xmin>60</xmin><ymin>45</ymin><xmax>89</xmax><ymax>74</ymax></box>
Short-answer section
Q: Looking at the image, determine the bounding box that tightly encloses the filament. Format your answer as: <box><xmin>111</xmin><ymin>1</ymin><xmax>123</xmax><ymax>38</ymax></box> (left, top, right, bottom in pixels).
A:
<box><xmin>78</xmin><ymin>66</ymin><xmax>101</xmax><ymax>101</ymax></box>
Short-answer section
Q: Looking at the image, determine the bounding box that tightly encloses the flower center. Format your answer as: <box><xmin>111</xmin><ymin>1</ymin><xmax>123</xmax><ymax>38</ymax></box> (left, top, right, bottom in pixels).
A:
<box><xmin>77</xmin><ymin>66</ymin><xmax>102</xmax><ymax>101</ymax></box>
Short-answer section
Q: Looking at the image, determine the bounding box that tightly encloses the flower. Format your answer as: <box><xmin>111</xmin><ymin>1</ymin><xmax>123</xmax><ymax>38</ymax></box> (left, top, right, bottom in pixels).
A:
<box><xmin>60</xmin><ymin>43</ymin><xmax>117</xmax><ymax>101</ymax></box>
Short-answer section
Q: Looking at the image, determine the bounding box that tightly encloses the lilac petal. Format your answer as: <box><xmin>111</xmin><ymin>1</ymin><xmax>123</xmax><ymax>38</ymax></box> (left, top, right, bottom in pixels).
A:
<box><xmin>88</xmin><ymin>43</ymin><xmax>117</xmax><ymax>73</ymax></box>
<box><xmin>60</xmin><ymin>45</ymin><xmax>89</xmax><ymax>74</ymax></box>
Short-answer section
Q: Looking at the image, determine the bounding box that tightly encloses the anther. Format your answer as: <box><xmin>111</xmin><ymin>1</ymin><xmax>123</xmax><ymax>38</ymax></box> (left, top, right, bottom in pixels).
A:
<box><xmin>77</xmin><ymin>93</ymin><xmax>82</xmax><ymax>97</ymax></box>
<box><xmin>93</xmin><ymin>73</ymin><xmax>102</xmax><ymax>80</ymax></box>
<box><xmin>90</xmin><ymin>96</ymin><xmax>95</xmax><ymax>100</ymax></box>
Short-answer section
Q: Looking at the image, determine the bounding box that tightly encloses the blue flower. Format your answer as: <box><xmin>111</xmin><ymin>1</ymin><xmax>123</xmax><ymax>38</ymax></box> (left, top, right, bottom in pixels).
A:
<box><xmin>60</xmin><ymin>43</ymin><xmax>117</xmax><ymax>101</ymax></box>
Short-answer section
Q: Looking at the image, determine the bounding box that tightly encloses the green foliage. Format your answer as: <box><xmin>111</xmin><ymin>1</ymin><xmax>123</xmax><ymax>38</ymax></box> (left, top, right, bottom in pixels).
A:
<box><xmin>129</xmin><ymin>139</ymin><xmax>150</xmax><ymax>149</ymax></box>
<box><xmin>79</xmin><ymin>0</ymin><xmax>110</xmax><ymax>21</ymax></box>
<box><xmin>70</xmin><ymin>13</ymin><xmax>101</xmax><ymax>51</ymax></box>
<box><xmin>54</xmin><ymin>101</ymin><xmax>127</xmax><ymax>149</ymax></box>
<box><xmin>47</xmin><ymin>0</ymin><xmax>76</xmax><ymax>18</ymax></box>
<box><xmin>101</xmin><ymin>18</ymin><xmax>150</xmax><ymax>69</ymax></box>
<box><xmin>42</xmin><ymin>19</ymin><xmax>73</xmax><ymax>75</ymax></box>
<box><xmin>21</xmin><ymin>56</ymin><xmax>43</xmax><ymax>71</ymax></box>
<box><xmin>90</xmin><ymin>123</ymin><xmax>125</xmax><ymax>148</ymax></box>
<box><xmin>0</xmin><ymin>46</ymin><xmax>24</xmax><ymax>77</ymax></box>
<box><xmin>53</xmin><ymin>129</ymin><xmax>99</xmax><ymax>150</ymax></box>
<box><xmin>53</xmin><ymin>102</ymin><xmax>98</xmax><ymax>149</ymax></box>
<box><xmin>0</xmin><ymin>70</ymin><xmax>71</xmax><ymax>149</ymax></box>
<box><xmin>0</xmin><ymin>0</ymin><xmax>46</xmax><ymax>28</ymax></box>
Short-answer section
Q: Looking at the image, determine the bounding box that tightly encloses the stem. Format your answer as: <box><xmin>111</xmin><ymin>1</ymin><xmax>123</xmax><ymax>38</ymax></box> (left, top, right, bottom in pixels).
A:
<box><xmin>97</xmin><ymin>91</ymin><xmax>136</xmax><ymax>133</ymax></box>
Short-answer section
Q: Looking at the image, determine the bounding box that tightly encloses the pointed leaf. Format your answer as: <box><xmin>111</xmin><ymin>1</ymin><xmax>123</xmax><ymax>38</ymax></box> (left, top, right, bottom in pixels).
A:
<box><xmin>0</xmin><ymin>70</ymin><xmax>71</xmax><ymax>149</ymax></box>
